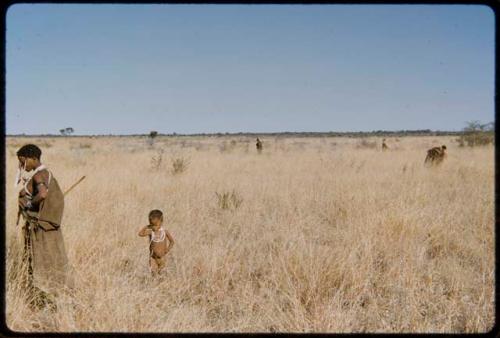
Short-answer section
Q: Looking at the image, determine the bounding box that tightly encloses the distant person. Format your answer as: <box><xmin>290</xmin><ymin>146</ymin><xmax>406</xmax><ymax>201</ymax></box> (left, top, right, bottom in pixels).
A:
<box><xmin>256</xmin><ymin>138</ymin><xmax>263</xmax><ymax>153</ymax></box>
<box><xmin>382</xmin><ymin>138</ymin><xmax>388</xmax><ymax>151</ymax></box>
<box><xmin>424</xmin><ymin>145</ymin><xmax>447</xmax><ymax>166</ymax></box>
<box><xmin>16</xmin><ymin>144</ymin><xmax>73</xmax><ymax>309</ymax></box>
<box><xmin>138</xmin><ymin>209</ymin><xmax>174</xmax><ymax>276</ymax></box>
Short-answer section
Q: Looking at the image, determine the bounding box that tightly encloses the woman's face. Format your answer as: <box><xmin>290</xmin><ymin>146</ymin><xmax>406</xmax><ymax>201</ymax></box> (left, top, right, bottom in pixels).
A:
<box><xmin>18</xmin><ymin>156</ymin><xmax>35</xmax><ymax>171</ymax></box>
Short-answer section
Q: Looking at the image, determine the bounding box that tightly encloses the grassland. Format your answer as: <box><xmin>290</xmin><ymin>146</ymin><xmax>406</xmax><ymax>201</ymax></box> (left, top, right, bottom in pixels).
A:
<box><xmin>5</xmin><ymin>135</ymin><xmax>494</xmax><ymax>332</ymax></box>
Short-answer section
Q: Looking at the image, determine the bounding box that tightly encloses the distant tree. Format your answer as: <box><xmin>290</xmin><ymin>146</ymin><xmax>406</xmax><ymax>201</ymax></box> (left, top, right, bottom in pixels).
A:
<box><xmin>147</xmin><ymin>130</ymin><xmax>158</xmax><ymax>147</ymax></box>
<box><xmin>60</xmin><ymin>127</ymin><xmax>74</xmax><ymax>136</ymax></box>
<box><xmin>457</xmin><ymin>120</ymin><xmax>494</xmax><ymax>147</ymax></box>
<box><xmin>484</xmin><ymin>121</ymin><xmax>494</xmax><ymax>132</ymax></box>
<box><xmin>464</xmin><ymin>120</ymin><xmax>483</xmax><ymax>132</ymax></box>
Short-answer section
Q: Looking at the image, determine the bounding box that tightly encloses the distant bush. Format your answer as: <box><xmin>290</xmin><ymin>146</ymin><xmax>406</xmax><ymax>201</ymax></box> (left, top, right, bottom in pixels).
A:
<box><xmin>79</xmin><ymin>143</ymin><xmax>92</xmax><ymax>149</ymax></box>
<box><xmin>219</xmin><ymin>141</ymin><xmax>235</xmax><ymax>153</ymax></box>
<box><xmin>171</xmin><ymin>157</ymin><xmax>189</xmax><ymax>175</ymax></box>
<box><xmin>150</xmin><ymin>149</ymin><xmax>164</xmax><ymax>170</ymax></box>
<box><xmin>356</xmin><ymin>139</ymin><xmax>377</xmax><ymax>149</ymax></box>
<box><xmin>215</xmin><ymin>190</ymin><xmax>243</xmax><ymax>210</ymax></box>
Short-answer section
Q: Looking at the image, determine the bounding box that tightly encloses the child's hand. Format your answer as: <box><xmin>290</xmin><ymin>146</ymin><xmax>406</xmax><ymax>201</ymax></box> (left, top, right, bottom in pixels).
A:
<box><xmin>138</xmin><ymin>225</ymin><xmax>154</xmax><ymax>237</ymax></box>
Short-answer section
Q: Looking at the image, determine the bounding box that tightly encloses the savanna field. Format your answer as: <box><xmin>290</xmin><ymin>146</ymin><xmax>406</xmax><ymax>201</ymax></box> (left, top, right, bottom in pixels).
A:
<box><xmin>4</xmin><ymin>135</ymin><xmax>494</xmax><ymax>333</ymax></box>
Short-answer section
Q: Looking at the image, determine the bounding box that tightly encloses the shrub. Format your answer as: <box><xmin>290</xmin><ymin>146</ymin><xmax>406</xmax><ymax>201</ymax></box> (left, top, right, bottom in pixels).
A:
<box><xmin>457</xmin><ymin>132</ymin><xmax>494</xmax><ymax>147</ymax></box>
<box><xmin>79</xmin><ymin>143</ymin><xmax>92</xmax><ymax>149</ymax></box>
<box><xmin>219</xmin><ymin>140</ymin><xmax>239</xmax><ymax>153</ymax></box>
<box><xmin>456</xmin><ymin>121</ymin><xmax>494</xmax><ymax>147</ymax></box>
<box><xmin>150</xmin><ymin>149</ymin><xmax>164</xmax><ymax>170</ymax></box>
<box><xmin>171</xmin><ymin>157</ymin><xmax>189</xmax><ymax>175</ymax></box>
<box><xmin>356</xmin><ymin>139</ymin><xmax>377</xmax><ymax>149</ymax></box>
<box><xmin>215</xmin><ymin>190</ymin><xmax>243</xmax><ymax>210</ymax></box>
<box><xmin>219</xmin><ymin>142</ymin><xmax>229</xmax><ymax>153</ymax></box>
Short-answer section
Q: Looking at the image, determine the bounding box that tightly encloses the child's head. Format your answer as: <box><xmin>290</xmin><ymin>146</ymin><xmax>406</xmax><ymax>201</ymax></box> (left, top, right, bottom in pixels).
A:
<box><xmin>149</xmin><ymin>209</ymin><xmax>163</xmax><ymax>227</ymax></box>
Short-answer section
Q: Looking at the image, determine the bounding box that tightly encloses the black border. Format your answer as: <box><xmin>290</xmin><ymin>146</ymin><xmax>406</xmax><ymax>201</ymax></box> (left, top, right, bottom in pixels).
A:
<box><xmin>1</xmin><ymin>0</ymin><xmax>498</xmax><ymax>336</ymax></box>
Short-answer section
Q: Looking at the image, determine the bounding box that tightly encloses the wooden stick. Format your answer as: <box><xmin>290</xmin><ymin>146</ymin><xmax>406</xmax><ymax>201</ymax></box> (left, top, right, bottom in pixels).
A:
<box><xmin>64</xmin><ymin>176</ymin><xmax>86</xmax><ymax>196</ymax></box>
<box><xmin>16</xmin><ymin>209</ymin><xmax>21</xmax><ymax>226</ymax></box>
<box><xmin>16</xmin><ymin>175</ymin><xmax>86</xmax><ymax>226</ymax></box>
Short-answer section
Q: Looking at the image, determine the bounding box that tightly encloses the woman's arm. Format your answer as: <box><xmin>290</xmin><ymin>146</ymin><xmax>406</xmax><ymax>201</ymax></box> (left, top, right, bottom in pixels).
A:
<box><xmin>19</xmin><ymin>171</ymin><xmax>48</xmax><ymax>209</ymax></box>
<box><xmin>30</xmin><ymin>172</ymin><xmax>49</xmax><ymax>207</ymax></box>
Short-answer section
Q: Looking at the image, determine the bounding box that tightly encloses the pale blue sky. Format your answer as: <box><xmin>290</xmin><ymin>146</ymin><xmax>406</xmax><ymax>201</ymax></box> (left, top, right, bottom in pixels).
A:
<box><xmin>6</xmin><ymin>4</ymin><xmax>495</xmax><ymax>135</ymax></box>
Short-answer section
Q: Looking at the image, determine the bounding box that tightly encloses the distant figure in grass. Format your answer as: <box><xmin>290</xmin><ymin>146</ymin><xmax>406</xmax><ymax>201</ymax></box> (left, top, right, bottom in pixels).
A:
<box><xmin>382</xmin><ymin>138</ymin><xmax>388</xmax><ymax>151</ymax></box>
<box><xmin>256</xmin><ymin>138</ymin><xmax>263</xmax><ymax>153</ymax></box>
<box><xmin>425</xmin><ymin>145</ymin><xmax>447</xmax><ymax>166</ymax></box>
<box><xmin>138</xmin><ymin>209</ymin><xmax>174</xmax><ymax>276</ymax></box>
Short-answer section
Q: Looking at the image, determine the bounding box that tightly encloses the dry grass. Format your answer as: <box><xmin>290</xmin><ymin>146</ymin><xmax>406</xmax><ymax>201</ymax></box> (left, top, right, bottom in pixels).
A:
<box><xmin>5</xmin><ymin>135</ymin><xmax>494</xmax><ymax>333</ymax></box>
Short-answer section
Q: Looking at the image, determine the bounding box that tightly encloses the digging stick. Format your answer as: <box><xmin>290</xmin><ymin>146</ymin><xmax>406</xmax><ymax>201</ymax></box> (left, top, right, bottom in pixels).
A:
<box><xmin>63</xmin><ymin>175</ymin><xmax>86</xmax><ymax>196</ymax></box>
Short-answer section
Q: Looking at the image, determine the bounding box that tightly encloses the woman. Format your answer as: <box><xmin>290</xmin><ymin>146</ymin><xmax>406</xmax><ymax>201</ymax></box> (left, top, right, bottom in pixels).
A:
<box><xmin>16</xmin><ymin>144</ymin><xmax>73</xmax><ymax>307</ymax></box>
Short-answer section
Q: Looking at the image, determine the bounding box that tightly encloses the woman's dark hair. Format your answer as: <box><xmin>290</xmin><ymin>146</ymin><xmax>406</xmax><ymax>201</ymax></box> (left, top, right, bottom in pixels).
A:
<box><xmin>16</xmin><ymin>144</ymin><xmax>42</xmax><ymax>160</ymax></box>
<box><xmin>149</xmin><ymin>209</ymin><xmax>163</xmax><ymax>219</ymax></box>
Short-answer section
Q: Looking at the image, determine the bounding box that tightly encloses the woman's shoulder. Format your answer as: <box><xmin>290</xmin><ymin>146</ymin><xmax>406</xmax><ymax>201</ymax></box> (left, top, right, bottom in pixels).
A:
<box><xmin>32</xmin><ymin>168</ymin><xmax>50</xmax><ymax>180</ymax></box>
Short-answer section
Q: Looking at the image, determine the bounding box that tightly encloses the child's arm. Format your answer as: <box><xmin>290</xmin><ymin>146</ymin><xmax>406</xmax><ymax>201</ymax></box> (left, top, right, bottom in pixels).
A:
<box><xmin>138</xmin><ymin>225</ymin><xmax>152</xmax><ymax>237</ymax></box>
<box><xmin>165</xmin><ymin>229</ymin><xmax>175</xmax><ymax>252</ymax></box>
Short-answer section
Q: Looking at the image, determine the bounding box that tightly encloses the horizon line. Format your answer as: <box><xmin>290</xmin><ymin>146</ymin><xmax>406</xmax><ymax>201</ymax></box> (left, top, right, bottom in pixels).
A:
<box><xmin>5</xmin><ymin>129</ymin><xmax>472</xmax><ymax>137</ymax></box>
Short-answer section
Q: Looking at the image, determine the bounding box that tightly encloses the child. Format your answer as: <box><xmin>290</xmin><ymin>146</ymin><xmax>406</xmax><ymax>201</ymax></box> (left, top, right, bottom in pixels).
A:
<box><xmin>138</xmin><ymin>209</ymin><xmax>174</xmax><ymax>276</ymax></box>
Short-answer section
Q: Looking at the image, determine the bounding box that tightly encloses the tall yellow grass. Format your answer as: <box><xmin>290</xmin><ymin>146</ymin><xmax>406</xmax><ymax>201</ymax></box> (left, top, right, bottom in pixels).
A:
<box><xmin>5</xmin><ymin>136</ymin><xmax>494</xmax><ymax>332</ymax></box>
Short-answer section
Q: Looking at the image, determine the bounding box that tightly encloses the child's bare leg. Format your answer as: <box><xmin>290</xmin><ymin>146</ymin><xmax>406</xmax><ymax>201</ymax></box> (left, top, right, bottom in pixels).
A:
<box><xmin>149</xmin><ymin>257</ymin><xmax>159</xmax><ymax>276</ymax></box>
<box><xmin>156</xmin><ymin>257</ymin><xmax>166</xmax><ymax>275</ymax></box>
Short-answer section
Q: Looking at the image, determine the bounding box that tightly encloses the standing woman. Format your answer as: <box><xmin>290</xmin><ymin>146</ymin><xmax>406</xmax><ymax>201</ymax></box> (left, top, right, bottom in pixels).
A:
<box><xmin>16</xmin><ymin>144</ymin><xmax>73</xmax><ymax>307</ymax></box>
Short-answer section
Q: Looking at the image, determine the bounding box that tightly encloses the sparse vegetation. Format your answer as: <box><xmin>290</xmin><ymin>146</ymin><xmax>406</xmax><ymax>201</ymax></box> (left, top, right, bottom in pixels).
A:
<box><xmin>215</xmin><ymin>190</ymin><xmax>243</xmax><ymax>210</ymax></box>
<box><xmin>5</xmin><ymin>135</ymin><xmax>494</xmax><ymax>333</ymax></box>
<box><xmin>171</xmin><ymin>157</ymin><xmax>189</xmax><ymax>175</ymax></box>
<box><xmin>456</xmin><ymin>121</ymin><xmax>494</xmax><ymax>147</ymax></box>
<box><xmin>218</xmin><ymin>141</ymin><xmax>230</xmax><ymax>153</ymax></box>
<box><xmin>356</xmin><ymin>139</ymin><xmax>377</xmax><ymax>149</ymax></box>
<box><xmin>150</xmin><ymin>149</ymin><xmax>164</xmax><ymax>170</ymax></box>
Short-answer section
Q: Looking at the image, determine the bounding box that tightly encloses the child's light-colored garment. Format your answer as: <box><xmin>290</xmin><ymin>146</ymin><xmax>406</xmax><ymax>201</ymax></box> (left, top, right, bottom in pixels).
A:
<box><xmin>149</xmin><ymin>227</ymin><xmax>166</xmax><ymax>244</ymax></box>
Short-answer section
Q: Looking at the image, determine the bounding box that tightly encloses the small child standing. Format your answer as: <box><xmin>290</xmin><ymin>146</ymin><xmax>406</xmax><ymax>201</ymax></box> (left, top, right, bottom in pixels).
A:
<box><xmin>138</xmin><ymin>209</ymin><xmax>174</xmax><ymax>276</ymax></box>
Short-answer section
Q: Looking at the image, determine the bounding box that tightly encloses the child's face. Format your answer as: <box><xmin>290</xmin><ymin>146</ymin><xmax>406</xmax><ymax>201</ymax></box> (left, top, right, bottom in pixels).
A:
<box><xmin>149</xmin><ymin>216</ymin><xmax>163</xmax><ymax>228</ymax></box>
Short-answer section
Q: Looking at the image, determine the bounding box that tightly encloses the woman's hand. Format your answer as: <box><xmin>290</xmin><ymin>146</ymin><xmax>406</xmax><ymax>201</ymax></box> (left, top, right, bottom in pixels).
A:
<box><xmin>18</xmin><ymin>196</ymin><xmax>31</xmax><ymax>210</ymax></box>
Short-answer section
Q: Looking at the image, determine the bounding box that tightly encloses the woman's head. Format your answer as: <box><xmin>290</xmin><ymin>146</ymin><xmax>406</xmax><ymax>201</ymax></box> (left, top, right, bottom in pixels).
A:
<box><xmin>16</xmin><ymin>144</ymin><xmax>42</xmax><ymax>171</ymax></box>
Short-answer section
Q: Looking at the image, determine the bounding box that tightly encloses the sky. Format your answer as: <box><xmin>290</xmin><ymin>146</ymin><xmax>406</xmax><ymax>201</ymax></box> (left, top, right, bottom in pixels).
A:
<box><xmin>6</xmin><ymin>4</ymin><xmax>495</xmax><ymax>135</ymax></box>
